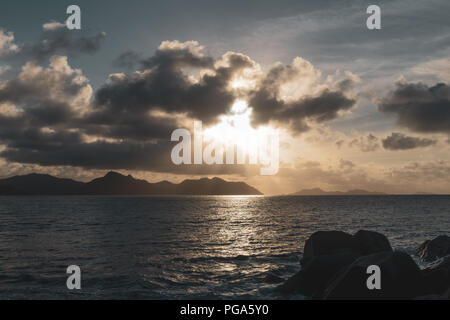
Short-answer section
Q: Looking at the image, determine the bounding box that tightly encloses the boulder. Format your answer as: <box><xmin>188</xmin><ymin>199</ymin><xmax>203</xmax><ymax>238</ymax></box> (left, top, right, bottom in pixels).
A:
<box><xmin>353</xmin><ymin>230</ymin><xmax>393</xmax><ymax>255</ymax></box>
<box><xmin>301</xmin><ymin>230</ymin><xmax>393</xmax><ymax>267</ymax></box>
<box><xmin>416</xmin><ymin>235</ymin><xmax>450</xmax><ymax>262</ymax></box>
<box><xmin>301</xmin><ymin>231</ymin><xmax>360</xmax><ymax>266</ymax></box>
<box><xmin>323</xmin><ymin>251</ymin><xmax>425</xmax><ymax>299</ymax></box>
<box><xmin>415</xmin><ymin>288</ymin><xmax>450</xmax><ymax>300</ymax></box>
<box><xmin>420</xmin><ymin>254</ymin><xmax>450</xmax><ymax>294</ymax></box>
<box><xmin>422</xmin><ymin>254</ymin><xmax>450</xmax><ymax>275</ymax></box>
<box><xmin>279</xmin><ymin>251</ymin><xmax>360</xmax><ymax>296</ymax></box>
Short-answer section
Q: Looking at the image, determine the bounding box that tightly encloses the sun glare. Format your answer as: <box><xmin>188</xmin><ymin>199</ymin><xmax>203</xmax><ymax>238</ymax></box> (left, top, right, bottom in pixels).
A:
<box><xmin>203</xmin><ymin>100</ymin><xmax>275</xmax><ymax>152</ymax></box>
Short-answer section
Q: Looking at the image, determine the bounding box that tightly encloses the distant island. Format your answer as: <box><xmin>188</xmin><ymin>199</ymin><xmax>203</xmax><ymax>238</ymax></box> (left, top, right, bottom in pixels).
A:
<box><xmin>0</xmin><ymin>171</ymin><xmax>263</xmax><ymax>195</ymax></box>
<box><xmin>291</xmin><ymin>188</ymin><xmax>385</xmax><ymax>196</ymax></box>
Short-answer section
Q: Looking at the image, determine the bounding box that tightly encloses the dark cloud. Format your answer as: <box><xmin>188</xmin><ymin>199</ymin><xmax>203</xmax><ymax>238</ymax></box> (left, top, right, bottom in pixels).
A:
<box><xmin>0</xmin><ymin>39</ymin><xmax>357</xmax><ymax>175</ymax></box>
<box><xmin>349</xmin><ymin>134</ymin><xmax>379</xmax><ymax>152</ymax></box>
<box><xmin>248</xmin><ymin>60</ymin><xmax>356</xmax><ymax>133</ymax></box>
<box><xmin>0</xmin><ymin>127</ymin><xmax>83</xmax><ymax>152</ymax></box>
<box><xmin>97</xmin><ymin>43</ymin><xmax>252</xmax><ymax>125</ymax></box>
<box><xmin>140</xmin><ymin>40</ymin><xmax>214</xmax><ymax>70</ymax></box>
<box><xmin>82</xmin><ymin>111</ymin><xmax>179</xmax><ymax>141</ymax></box>
<box><xmin>0</xmin><ymin>42</ymin><xmax>259</xmax><ymax>175</ymax></box>
<box><xmin>378</xmin><ymin>82</ymin><xmax>450</xmax><ymax>134</ymax></box>
<box><xmin>0</xmin><ymin>56</ymin><xmax>90</xmax><ymax>128</ymax></box>
<box><xmin>0</xmin><ymin>22</ymin><xmax>104</xmax><ymax>65</ymax></box>
<box><xmin>382</xmin><ymin>132</ymin><xmax>436</xmax><ymax>150</ymax></box>
<box><xmin>1</xmin><ymin>139</ymin><xmax>169</xmax><ymax>170</ymax></box>
<box><xmin>3</xmin><ymin>22</ymin><xmax>105</xmax><ymax>62</ymax></box>
<box><xmin>0</xmin><ymin>138</ymin><xmax>257</xmax><ymax>176</ymax></box>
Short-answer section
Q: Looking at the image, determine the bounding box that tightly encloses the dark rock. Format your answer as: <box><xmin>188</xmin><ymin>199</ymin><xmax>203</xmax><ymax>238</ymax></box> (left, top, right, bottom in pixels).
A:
<box><xmin>421</xmin><ymin>254</ymin><xmax>450</xmax><ymax>294</ymax></box>
<box><xmin>279</xmin><ymin>252</ymin><xmax>360</xmax><ymax>296</ymax></box>
<box><xmin>353</xmin><ymin>230</ymin><xmax>393</xmax><ymax>255</ymax></box>
<box><xmin>301</xmin><ymin>230</ymin><xmax>393</xmax><ymax>267</ymax></box>
<box><xmin>301</xmin><ymin>231</ymin><xmax>360</xmax><ymax>266</ymax></box>
<box><xmin>422</xmin><ymin>254</ymin><xmax>450</xmax><ymax>274</ymax></box>
<box><xmin>416</xmin><ymin>235</ymin><xmax>450</xmax><ymax>262</ymax></box>
<box><xmin>285</xmin><ymin>230</ymin><xmax>448</xmax><ymax>299</ymax></box>
<box><xmin>323</xmin><ymin>251</ymin><xmax>425</xmax><ymax>299</ymax></box>
<box><xmin>421</xmin><ymin>268</ymin><xmax>449</xmax><ymax>296</ymax></box>
<box><xmin>415</xmin><ymin>288</ymin><xmax>450</xmax><ymax>300</ymax></box>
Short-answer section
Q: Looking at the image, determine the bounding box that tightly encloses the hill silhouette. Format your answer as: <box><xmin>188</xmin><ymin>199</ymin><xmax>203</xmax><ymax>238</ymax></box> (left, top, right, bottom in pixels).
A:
<box><xmin>292</xmin><ymin>188</ymin><xmax>385</xmax><ymax>196</ymax></box>
<box><xmin>0</xmin><ymin>171</ymin><xmax>262</xmax><ymax>195</ymax></box>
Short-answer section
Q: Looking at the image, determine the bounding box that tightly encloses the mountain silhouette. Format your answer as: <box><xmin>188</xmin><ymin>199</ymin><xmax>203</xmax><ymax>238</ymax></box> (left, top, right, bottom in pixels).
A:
<box><xmin>292</xmin><ymin>188</ymin><xmax>385</xmax><ymax>196</ymax></box>
<box><xmin>0</xmin><ymin>171</ymin><xmax>262</xmax><ymax>195</ymax></box>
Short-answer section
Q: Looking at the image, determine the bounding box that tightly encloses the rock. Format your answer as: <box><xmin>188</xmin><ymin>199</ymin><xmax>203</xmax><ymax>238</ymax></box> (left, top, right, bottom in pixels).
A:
<box><xmin>301</xmin><ymin>230</ymin><xmax>393</xmax><ymax>267</ymax></box>
<box><xmin>323</xmin><ymin>251</ymin><xmax>425</xmax><ymax>299</ymax></box>
<box><xmin>416</xmin><ymin>235</ymin><xmax>450</xmax><ymax>262</ymax></box>
<box><xmin>422</xmin><ymin>254</ymin><xmax>450</xmax><ymax>275</ymax></box>
<box><xmin>415</xmin><ymin>288</ymin><xmax>450</xmax><ymax>300</ymax></box>
<box><xmin>301</xmin><ymin>231</ymin><xmax>360</xmax><ymax>266</ymax></box>
<box><xmin>420</xmin><ymin>254</ymin><xmax>450</xmax><ymax>294</ymax></box>
<box><xmin>286</xmin><ymin>230</ymin><xmax>448</xmax><ymax>299</ymax></box>
<box><xmin>279</xmin><ymin>252</ymin><xmax>360</xmax><ymax>296</ymax></box>
<box><xmin>353</xmin><ymin>230</ymin><xmax>393</xmax><ymax>255</ymax></box>
<box><xmin>420</xmin><ymin>268</ymin><xmax>449</xmax><ymax>297</ymax></box>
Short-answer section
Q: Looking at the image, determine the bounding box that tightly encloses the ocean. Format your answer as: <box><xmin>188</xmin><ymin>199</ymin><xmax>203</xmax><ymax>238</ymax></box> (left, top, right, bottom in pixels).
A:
<box><xmin>0</xmin><ymin>195</ymin><xmax>448</xmax><ymax>299</ymax></box>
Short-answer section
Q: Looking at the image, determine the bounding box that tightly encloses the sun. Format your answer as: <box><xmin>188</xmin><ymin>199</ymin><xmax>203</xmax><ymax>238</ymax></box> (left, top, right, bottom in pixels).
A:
<box><xmin>203</xmin><ymin>100</ymin><xmax>275</xmax><ymax>152</ymax></box>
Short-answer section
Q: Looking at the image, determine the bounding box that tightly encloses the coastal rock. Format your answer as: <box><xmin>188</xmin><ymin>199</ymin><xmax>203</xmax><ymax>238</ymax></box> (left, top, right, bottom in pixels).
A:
<box><xmin>300</xmin><ymin>230</ymin><xmax>392</xmax><ymax>266</ymax></box>
<box><xmin>421</xmin><ymin>255</ymin><xmax>450</xmax><ymax>294</ymax></box>
<box><xmin>415</xmin><ymin>288</ymin><xmax>450</xmax><ymax>300</ymax></box>
<box><xmin>323</xmin><ymin>251</ymin><xmax>425</xmax><ymax>299</ymax></box>
<box><xmin>422</xmin><ymin>254</ymin><xmax>450</xmax><ymax>275</ymax></box>
<box><xmin>353</xmin><ymin>230</ymin><xmax>392</xmax><ymax>255</ymax></box>
<box><xmin>416</xmin><ymin>235</ymin><xmax>450</xmax><ymax>262</ymax></box>
<box><xmin>301</xmin><ymin>231</ymin><xmax>360</xmax><ymax>266</ymax></box>
<box><xmin>279</xmin><ymin>252</ymin><xmax>360</xmax><ymax>296</ymax></box>
<box><xmin>284</xmin><ymin>230</ymin><xmax>448</xmax><ymax>299</ymax></box>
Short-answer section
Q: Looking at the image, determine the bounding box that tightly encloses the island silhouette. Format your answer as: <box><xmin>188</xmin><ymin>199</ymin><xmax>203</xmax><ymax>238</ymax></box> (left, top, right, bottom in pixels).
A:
<box><xmin>292</xmin><ymin>188</ymin><xmax>385</xmax><ymax>196</ymax></box>
<box><xmin>0</xmin><ymin>171</ymin><xmax>262</xmax><ymax>195</ymax></box>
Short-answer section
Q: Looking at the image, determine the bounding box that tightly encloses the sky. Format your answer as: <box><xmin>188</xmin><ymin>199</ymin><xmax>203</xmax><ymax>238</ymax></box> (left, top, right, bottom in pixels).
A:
<box><xmin>0</xmin><ymin>0</ymin><xmax>449</xmax><ymax>195</ymax></box>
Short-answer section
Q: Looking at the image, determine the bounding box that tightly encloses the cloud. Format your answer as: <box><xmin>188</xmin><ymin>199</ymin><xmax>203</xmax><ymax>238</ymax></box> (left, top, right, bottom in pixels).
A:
<box><xmin>382</xmin><ymin>132</ymin><xmax>436</xmax><ymax>150</ymax></box>
<box><xmin>0</xmin><ymin>47</ymin><xmax>258</xmax><ymax>174</ymax></box>
<box><xmin>0</xmin><ymin>38</ymin><xmax>360</xmax><ymax>175</ymax></box>
<box><xmin>378</xmin><ymin>81</ymin><xmax>450</xmax><ymax>134</ymax></box>
<box><xmin>42</xmin><ymin>21</ymin><xmax>66</xmax><ymax>31</ymax></box>
<box><xmin>0</xmin><ymin>22</ymin><xmax>105</xmax><ymax>62</ymax></box>
<box><xmin>0</xmin><ymin>56</ymin><xmax>92</xmax><ymax>127</ymax></box>
<box><xmin>0</xmin><ymin>29</ymin><xmax>18</xmax><ymax>56</ymax></box>
<box><xmin>411</xmin><ymin>57</ymin><xmax>450</xmax><ymax>82</ymax></box>
<box><xmin>339</xmin><ymin>159</ymin><xmax>355</xmax><ymax>171</ymax></box>
<box><xmin>248</xmin><ymin>57</ymin><xmax>357</xmax><ymax>133</ymax></box>
<box><xmin>0</xmin><ymin>137</ymin><xmax>259</xmax><ymax>176</ymax></box>
<box><xmin>387</xmin><ymin>160</ymin><xmax>450</xmax><ymax>193</ymax></box>
<box><xmin>98</xmin><ymin>42</ymin><xmax>254</xmax><ymax>125</ymax></box>
<box><xmin>276</xmin><ymin>158</ymin><xmax>387</xmax><ymax>193</ymax></box>
<box><xmin>272</xmin><ymin>157</ymin><xmax>450</xmax><ymax>195</ymax></box>
<box><xmin>108</xmin><ymin>45</ymin><xmax>358</xmax><ymax>136</ymax></box>
<box><xmin>141</xmin><ymin>40</ymin><xmax>215</xmax><ymax>70</ymax></box>
<box><xmin>349</xmin><ymin>134</ymin><xmax>379</xmax><ymax>152</ymax></box>
<box><xmin>335</xmin><ymin>139</ymin><xmax>345</xmax><ymax>148</ymax></box>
